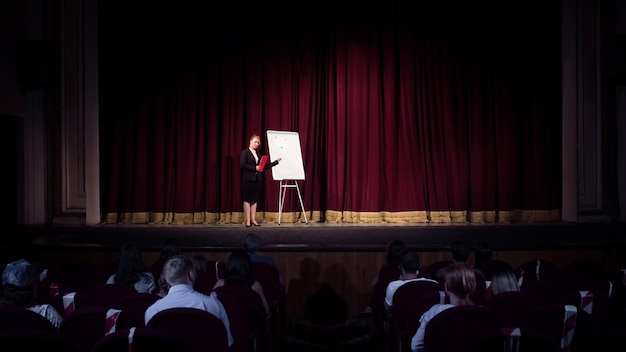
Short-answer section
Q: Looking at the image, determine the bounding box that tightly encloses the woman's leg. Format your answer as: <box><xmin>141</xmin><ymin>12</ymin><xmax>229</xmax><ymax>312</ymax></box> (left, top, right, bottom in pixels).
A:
<box><xmin>243</xmin><ymin>201</ymin><xmax>251</xmax><ymax>226</ymax></box>
<box><xmin>250</xmin><ymin>202</ymin><xmax>259</xmax><ymax>225</ymax></box>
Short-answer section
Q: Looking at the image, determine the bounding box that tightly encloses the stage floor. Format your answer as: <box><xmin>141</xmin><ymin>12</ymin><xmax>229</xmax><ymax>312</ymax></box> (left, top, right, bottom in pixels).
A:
<box><xmin>10</xmin><ymin>221</ymin><xmax>626</xmax><ymax>253</ymax></box>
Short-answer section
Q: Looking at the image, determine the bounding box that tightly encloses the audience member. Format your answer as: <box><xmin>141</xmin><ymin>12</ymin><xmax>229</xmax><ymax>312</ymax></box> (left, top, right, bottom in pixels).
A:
<box><xmin>155</xmin><ymin>271</ymin><xmax>169</xmax><ymax>297</ymax></box>
<box><xmin>213</xmin><ymin>249</ymin><xmax>270</xmax><ymax>314</ymax></box>
<box><xmin>191</xmin><ymin>254</ymin><xmax>211</xmax><ymax>293</ymax></box>
<box><xmin>489</xmin><ymin>266</ymin><xmax>520</xmax><ymax>296</ymax></box>
<box><xmin>144</xmin><ymin>255</ymin><xmax>233</xmax><ymax>347</ymax></box>
<box><xmin>191</xmin><ymin>255</ymin><xmax>208</xmax><ymax>272</ymax></box>
<box><xmin>372</xmin><ymin>239</ymin><xmax>407</xmax><ymax>288</ymax></box>
<box><xmin>411</xmin><ymin>262</ymin><xmax>476</xmax><ymax>352</ymax></box>
<box><xmin>106</xmin><ymin>243</ymin><xmax>156</xmax><ymax>293</ymax></box>
<box><xmin>367</xmin><ymin>239</ymin><xmax>407</xmax><ymax>313</ymax></box>
<box><xmin>149</xmin><ymin>237</ymin><xmax>180</xmax><ymax>291</ymax></box>
<box><xmin>243</xmin><ymin>233</ymin><xmax>284</xmax><ymax>287</ymax></box>
<box><xmin>433</xmin><ymin>240</ymin><xmax>470</xmax><ymax>282</ymax></box>
<box><xmin>472</xmin><ymin>241</ymin><xmax>492</xmax><ymax>280</ymax></box>
<box><xmin>472</xmin><ymin>241</ymin><xmax>515</xmax><ymax>283</ymax></box>
<box><xmin>384</xmin><ymin>250</ymin><xmax>438</xmax><ymax>309</ymax></box>
<box><xmin>0</xmin><ymin>259</ymin><xmax>64</xmax><ymax>329</ymax></box>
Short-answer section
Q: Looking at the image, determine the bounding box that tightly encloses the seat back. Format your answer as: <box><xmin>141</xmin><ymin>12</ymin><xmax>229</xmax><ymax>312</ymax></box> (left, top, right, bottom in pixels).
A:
<box><xmin>578</xmin><ymin>327</ymin><xmax>626</xmax><ymax>352</ymax></box>
<box><xmin>472</xmin><ymin>272</ymin><xmax>488</xmax><ymax>305</ymax></box>
<box><xmin>599</xmin><ymin>307</ymin><xmax>626</xmax><ymax>333</ymax></box>
<box><xmin>74</xmin><ymin>283</ymin><xmax>137</xmax><ymax>309</ymax></box>
<box><xmin>91</xmin><ymin>327</ymin><xmax>192</xmax><ymax>352</ymax></box>
<box><xmin>485</xmin><ymin>290</ymin><xmax>546</xmax><ymax>326</ymax></box>
<box><xmin>195</xmin><ymin>270</ymin><xmax>219</xmax><ymax>295</ymax></box>
<box><xmin>251</xmin><ymin>261</ymin><xmax>283</xmax><ymax>310</ymax></box>
<box><xmin>390</xmin><ymin>280</ymin><xmax>444</xmax><ymax>330</ymax></box>
<box><xmin>59</xmin><ymin>306</ymin><xmax>118</xmax><ymax>352</ymax></box>
<box><xmin>470</xmin><ymin>327</ymin><xmax>561</xmax><ymax>352</ymax></box>
<box><xmin>518</xmin><ymin>259</ymin><xmax>560</xmax><ymax>287</ymax></box>
<box><xmin>423</xmin><ymin>305</ymin><xmax>506</xmax><ymax>352</ymax></box>
<box><xmin>520</xmin><ymin>304</ymin><xmax>601</xmax><ymax>352</ymax></box>
<box><xmin>55</xmin><ymin>263</ymin><xmax>111</xmax><ymax>294</ymax></box>
<box><xmin>521</xmin><ymin>281</ymin><xmax>583</xmax><ymax>308</ymax></box>
<box><xmin>473</xmin><ymin>259</ymin><xmax>514</xmax><ymax>281</ymax></box>
<box><xmin>374</xmin><ymin>261</ymin><xmax>402</xmax><ymax>299</ymax></box>
<box><xmin>146</xmin><ymin>307</ymin><xmax>229</xmax><ymax>352</ymax></box>
<box><xmin>0</xmin><ymin>306</ymin><xmax>58</xmax><ymax>334</ymax></box>
<box><xmin>193</xmin><ymin>260</ymin><xmax>226</xmax><ymax>295</ymax></box>
<box><xmin>214</xmin><ymin>284</ymin><xmax>268</xmax><ymax>352</ymax></box>
<box><xmin>111</xmin><ymin>292</ymin><xmax>161</xmax><ymax>329</ymax></box>
<box><xmin>0</xmin><ymin>328</ymin><xmax>79</xmax><ymax>351</ymax></box>
<box><xmin>422</xmin><ymin>260</ymin><xmax>453</xmax><ymax>283</ymax></box>
<box><xmin>391</xmin><ymin>289</ymin><xmax>448</xmax><ymax>352</ymax></box>
<box><xmin>251</xmin><ymin>261</ymin><xmax>285</xmax><ymax>349</ymax></box>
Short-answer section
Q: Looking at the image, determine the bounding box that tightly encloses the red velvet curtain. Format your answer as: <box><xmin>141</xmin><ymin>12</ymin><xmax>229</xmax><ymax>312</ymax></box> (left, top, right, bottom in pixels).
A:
<box><xmin>99</xmin><ymin>1</ymin><xmax>561</xmax><ymax>224</ymax></box>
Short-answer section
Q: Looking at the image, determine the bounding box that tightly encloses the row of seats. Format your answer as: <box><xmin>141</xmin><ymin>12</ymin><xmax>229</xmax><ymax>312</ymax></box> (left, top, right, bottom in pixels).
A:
<box><xmin>0</xmin><ymin>305</ymin><xmax>229</xmax><ymax>352</ymax></box>
<box><xmin>14</xmin><ymin>258</ymin><xmax>285</xmax><ymax>352</ymax></box>
<box><xmin>377</xmin><ymin>258</ymin><xmax>626</xmax><ymax>352</ymax></box>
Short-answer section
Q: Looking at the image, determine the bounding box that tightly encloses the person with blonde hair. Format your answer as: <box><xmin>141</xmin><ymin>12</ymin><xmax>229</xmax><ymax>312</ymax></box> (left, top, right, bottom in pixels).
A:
<box><xmin>411</xmin><ymin>262</ymin><xmax>477</xmax><ymax>352</ymax></box>
<box><xmin>240</xmin><ymin>133</ymin><xmax>281</xmax><ymax>227</ymax></box>
<box><xmin>489</xmin><ymin>266</ymin><xmax>520</xmax><ymax>296</ymax></box>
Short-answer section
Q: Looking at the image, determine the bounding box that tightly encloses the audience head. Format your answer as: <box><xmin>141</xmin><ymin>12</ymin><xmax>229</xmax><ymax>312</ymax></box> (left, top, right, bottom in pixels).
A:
<box><xmin>224</xmin><ymin>248</ymin><xmax>254</xmax><ymax>286</ymax></box>
<box><xmin>474</xmin><ymin>241</ymin><xmax>492</xmax><ymax>264</ymax></box>
<box><xmin>444</xmin><ymin>262</ymin><xmax>476</xmax><ymax>305</ymax></box>
<box><xmin>114</xmin><ymin>243</ymin><xmax>148</xmax><ymax>284</ymax></box>
<box><xmin>0</xmin><ymin>259</ymin><xmax>39</xmax><ymax>308</ymax></box>
<box><xmin>162</xmin><ymin>255</ymin><xmax>195</xmax><ymax>287</ymax></box>
<box><xmin>191</xmin><ymin>255</ymin><xmax>208</xmax><ymax>272</ymax></box>
<box><xmin>160</xmin><ymin>237</ymin><xmax>181</xmax><ymax>260</ymax></box>
<box><xmin>490</xmin><ymin>266</ymin><xmax>520</xmax><ymax>295</ymax></box>
<box><xmin>386</xmin><ymin>239</ymin><xmax>407</xmax><ymax>263</ymax></box>
<box><xmin>450</xmin><ymin>240</ymin><xmax>470</xmax><ymax>262</ymax></box>
<box><xmin>243</xmin><ymin>233</ymin><xmax>261</xmax><ymax>254</ymax></box>
<box><xmin>399</xmin><ymin>250</ymin><xmax>421</xmax><ymax>275</ymax></box>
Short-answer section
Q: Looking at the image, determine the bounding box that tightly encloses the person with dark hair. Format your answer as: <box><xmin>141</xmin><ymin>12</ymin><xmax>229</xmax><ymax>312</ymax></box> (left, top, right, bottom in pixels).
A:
<box><xmin>472</xmin><ymin>241</ymin><xmax>493</xmax><ymax>280</ymax></box>
<box><xmin>450</xmin><ymin>240</ymin><xmax>470</xmax><ymax>262</ymax></box>
<box><xmin>243</xmin><ymin>233</ymin><xmax>284</xmax><ymax>287</ymax></box>
<box><xmin>149</xmin><ymin>237</ymin><xmax>180</xmax><ymax>294</ymax></box>
<box><xmin>190</xmin><ymin>255</ymin><xmax>209</xmax><ymax>292</ymax></box>
<box><xmin>411</xmin><ymin>262</ymin><xmax>477</xmax><ymax>352</ymax></box>
<box><xmin>372</xmin><ymin>239</ymin><xmax>407</xmax><ymax>289</ymax></box>
<box><xmin>213</xmin><ymin>249</ymin><xmax>269</xmax><ymax>313</ymax></box>
<box><xmin>0</xmin><ymin>259</ymin><xmax>64</xmax><ymax>328</ymax></box>
<box><xmin>474</xmin><ymin>241</ymin><xmax>492</xmax><ymax>265</ymax></box>
<box><xmin>107</xmin><ymin>243</ymin><xmax>155</xmax><ymax>293</ymax></box>
<box><xmin>144</xmin><ymin>255</ymin><xmax>233</xmax><ymax>347</ymax></box>
<box><xmin>191</xmin><ymin>255</ymin><xmax>208</xmax><ymax>273</ymax></box>
<box><xmin>434</xmin><ymin>240</ymin><xmax>470</xmax><ymax>282</ymax></box>
<box><xmin>240</xmin><ymin>133</ymin><xmax>282</xmax><ymax>227</ymax></box>
<box><xmin>384</xmin><ymin>250</ymin><xmax>438</xmax><ymax>309</ymax></box>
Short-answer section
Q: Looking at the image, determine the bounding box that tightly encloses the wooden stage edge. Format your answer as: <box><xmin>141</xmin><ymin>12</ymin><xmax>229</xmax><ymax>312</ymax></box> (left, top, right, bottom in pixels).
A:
<box><xmin>9</xmin><ymin>221</ymin><xmax>626</xmax><ymax>253</ymax></box>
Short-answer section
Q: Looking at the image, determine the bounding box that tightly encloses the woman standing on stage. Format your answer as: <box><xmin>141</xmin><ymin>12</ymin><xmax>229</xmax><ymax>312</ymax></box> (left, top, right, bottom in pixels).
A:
<box><xmin>240</xmin><ymin>133</ymin><xmax>281</xmax><ymax>227</ymax></box>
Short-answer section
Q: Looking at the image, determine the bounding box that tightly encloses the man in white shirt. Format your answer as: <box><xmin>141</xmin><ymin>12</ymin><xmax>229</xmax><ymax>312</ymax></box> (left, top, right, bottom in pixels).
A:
<box><xmin>144</xmin><ymin>255</ymin><xmax>233</xmax><ymax>347</ymax></box>
<box><xmin>384</xmin><ymin>250</ymin><xmax>439</xmax><ymax>309</ymax></box>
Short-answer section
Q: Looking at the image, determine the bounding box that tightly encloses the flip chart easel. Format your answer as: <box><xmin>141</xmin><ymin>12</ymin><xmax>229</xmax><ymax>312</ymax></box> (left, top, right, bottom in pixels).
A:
<box><xmin>278</xmin><ymin>180</ymin><xmax>308</xmax><ymax>225</ymax></box>
<box><xmin>266</xmin><ymin>130</ymin><xmax>308</xmax><ymax>225</ymax></box>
